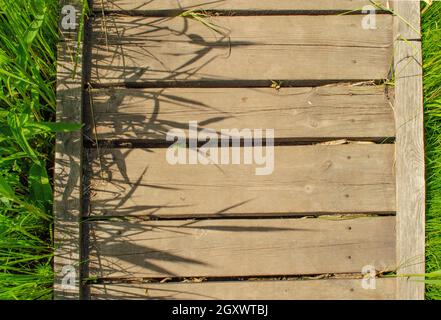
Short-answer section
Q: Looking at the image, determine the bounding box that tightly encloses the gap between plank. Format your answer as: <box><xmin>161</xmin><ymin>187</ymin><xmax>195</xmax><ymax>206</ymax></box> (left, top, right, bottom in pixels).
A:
<box><xmin>84</xmin><ymin>137</ymin><xmax>395</xmax><ymax>149</ymax></box>
<box><xmin>88</xmin><ymin>79</ymin><xmax>388</xmax><ymax>89</ymax></box>
<box><xmin>84</xmin><ymin>272</ymin><xmax>395</xmax><ymax>285</ymax></box>
<box><xmin>92</xmin><ymin>9</ymin><xmax>393</xmax><ymax>17</ymax></box>
<box><xmin>83</xmin><ymin>212</ymin><xmax>396</xmax><ymax>223</ymax></box>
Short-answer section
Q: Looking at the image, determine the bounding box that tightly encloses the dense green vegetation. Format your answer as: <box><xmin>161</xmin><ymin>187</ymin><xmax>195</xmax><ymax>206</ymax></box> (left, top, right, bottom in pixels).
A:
<box><xmin>0</xmin><ymin>0</ymin><xmax>59</xmax><ymax>299</ymax></box>
<box><xmin>422</xmin><ymin>1</ymin><xmax>441</xmax><ymax>300</ymax></box>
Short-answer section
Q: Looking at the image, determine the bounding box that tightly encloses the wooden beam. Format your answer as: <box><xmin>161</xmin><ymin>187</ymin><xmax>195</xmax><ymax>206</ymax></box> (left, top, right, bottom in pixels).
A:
<box><xmin>53</xmin><ymin>0</ymin><xmax>84</xmax><ymax>300</ymax></box>
<box><xmin>91</xmin><ymin>85</ymin><xmax>395</xmax><ymax>141</ymax></box>
<box><xmin>91</xmin><ymin>15</ymin><xmax>393</xmax><ymax>84</ymax></box>
<box><xmin>393</xmin><ymin>0</ymin><xmax>425</xmax><ymax>300</ymax></box>
<box><xmin>88</xmin><ymin>217</ymin><xmax>396</xmax><ymax>279</ymax></box>
<box><xmin>391</xmin><ymin>0</ymin><xmax>421</xmax><ymax>40</ymax></box>
<box><xmin>95</xmin><ymin>0</ymin><xmax>390</xmax><ymax>12</ymax></box>
<box><xmin>90</xmin><ymin>278</ymin><xmax>397</xmax><ymax>300</ymax></box>
<box><xmin>89</xmin><ymin>145</ymin><xmax>396</xmax><ymax>218</ymax></box>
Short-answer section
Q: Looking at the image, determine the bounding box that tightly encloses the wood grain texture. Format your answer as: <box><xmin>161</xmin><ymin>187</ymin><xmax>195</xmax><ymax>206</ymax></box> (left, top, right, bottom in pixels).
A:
<box><xmin>89</xmin><ymin>145</ymin><xmax>396</xmax><ymax>217</ymax></box>
<box><xmin>391</xmin><ymin>0</ymin><xmax>421</xmax><ymax>40</ymax></box>
<box><xmin>54</xmin><ymin>0</ymin><xmax>83</xmax><ymax>300</ymax></box>
<box><xmin>88</xmin><ymin>217</ymin><xmax>396</xmax><ymax>278</ymax></box>
<box><xmin>90</xmin><ymin>278</ymin><xmax>397</xmax><ymax>300</ymax></box>
<box><xmin>91</xmin><ymin>15</ymin><xmax>393</xmax><ymax>83</ymax></box>
<box><xmin>91</xmin><ymin>85</ymin><xmax>395</xmax><ymax>140</ymax></box>
<box><xmin>393</xmin><ymin>2</ymin><xmax>425</xmax><ymax>300</ymax></box>
<box><xmin>95</xmin><ymin>0</ymin><xmax>390</xmax><ymax>11</ymax></box>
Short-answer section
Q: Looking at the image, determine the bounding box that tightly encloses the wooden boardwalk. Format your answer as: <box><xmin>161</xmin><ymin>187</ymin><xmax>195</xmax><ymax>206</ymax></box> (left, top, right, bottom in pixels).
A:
<box><xmin>54</xmin><ymin>0</ymin><xmax>425</xmax><ymax>300</ymax></box>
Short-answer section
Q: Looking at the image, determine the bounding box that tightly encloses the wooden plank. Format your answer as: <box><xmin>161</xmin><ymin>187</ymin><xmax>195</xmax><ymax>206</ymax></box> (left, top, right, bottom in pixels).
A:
<box><xmin>393</xmin><ymin>1</ymin><xmax>425</xmax><ymax>300</ymax></box>
<box><xmin>90</xmin><ymin>278</ymin><xmax>397</xmax><ymax>300</ymax></box>
<box><xmin>54</xmin><ymin>0</ymin><xmax>84</xmax><ymax>300</ymax></box>
<box><xmin>88</xmin><ymin>217</ymin><xmax>396</xmax><ymax>278</ymax></box>
<box><xmin>91</xmin><ymin>15</ymin><xmax>393</xmax><ymax>83</ymax></box>
<box><xmin>95</xmin><ymin>0</ymin><xmax>390</xmax><ymax>11</ymax></box>
<box><xmin>89</xmin><ymin>145</ymin><xmax>395</xmax><ymax>218</ymax></box>
<box><xmin>92</xmin><ymin>85</ymin><xmax>395</xmax><ymax>140</ymax></box>
<box><xmin>391</xmin><ymin>0</ymin><xmax>421</xmax><ymax>40</ymax></box>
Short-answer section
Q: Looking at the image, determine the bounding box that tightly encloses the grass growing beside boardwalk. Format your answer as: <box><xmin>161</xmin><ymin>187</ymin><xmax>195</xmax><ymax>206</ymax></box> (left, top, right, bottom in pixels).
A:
<box><xmin>0</xmin><ymin>0</ymin><xmax>60</xmax><ymax>299</ymax></box>
<box><xmin>422</xmin><ymin>1</ymin><xmax>441</xmax><ymax>300</ymax></box>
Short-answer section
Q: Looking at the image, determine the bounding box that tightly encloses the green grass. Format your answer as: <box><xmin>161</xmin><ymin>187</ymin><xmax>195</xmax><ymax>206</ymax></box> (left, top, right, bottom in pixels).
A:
<box><xmin>0</xmin><ymin>0</ymin><xmax>60</xmax><ymax>300</ymax></box>
<box><xmin>422</xmin><ymin>1</ymin><xmax>441</xmax><ymax>300</ymax></box>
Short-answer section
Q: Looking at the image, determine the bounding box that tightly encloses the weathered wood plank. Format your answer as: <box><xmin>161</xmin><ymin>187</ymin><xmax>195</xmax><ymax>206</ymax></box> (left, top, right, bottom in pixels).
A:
<box><xmin>92</xmin><ymin>85</ymin><xmax>395</xmax><ymax>140</ymax></box>
<box><xmin>391</xmin><ymin>0</ymin><xmax>421</xmax><ymax>40</ymax></box>
<box><xmin>89</xmin><ymin>145</ymin><xmax>395</xmax><ymax>217</ymax></box>
<box><xmin>88</xmin><ymin>217</ymin><xmax>396</xmax><ymax>278</ymax></box>
<box><xmin>393</xmin><ymin>1</ymin><xmax>425</xmax><ymax>300</ymax></box>
<box><xmin>91</xmin><ymin>15</ymin><xmax>393</xmax><ymax>83</ymax></box>
<box><xmin>90</xmin><ymin>278</ymin><xmax>397</xmax><ymax>300</ymax></box>
<box><xmin>95</xmin><ymin>0</ymin><xmax>390</xmax><ymax>11</ymax></box>
<box><xmin>54</xmin><ymin>0</ymin><xmax>84</xmax><ymax>300</ymax></box>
